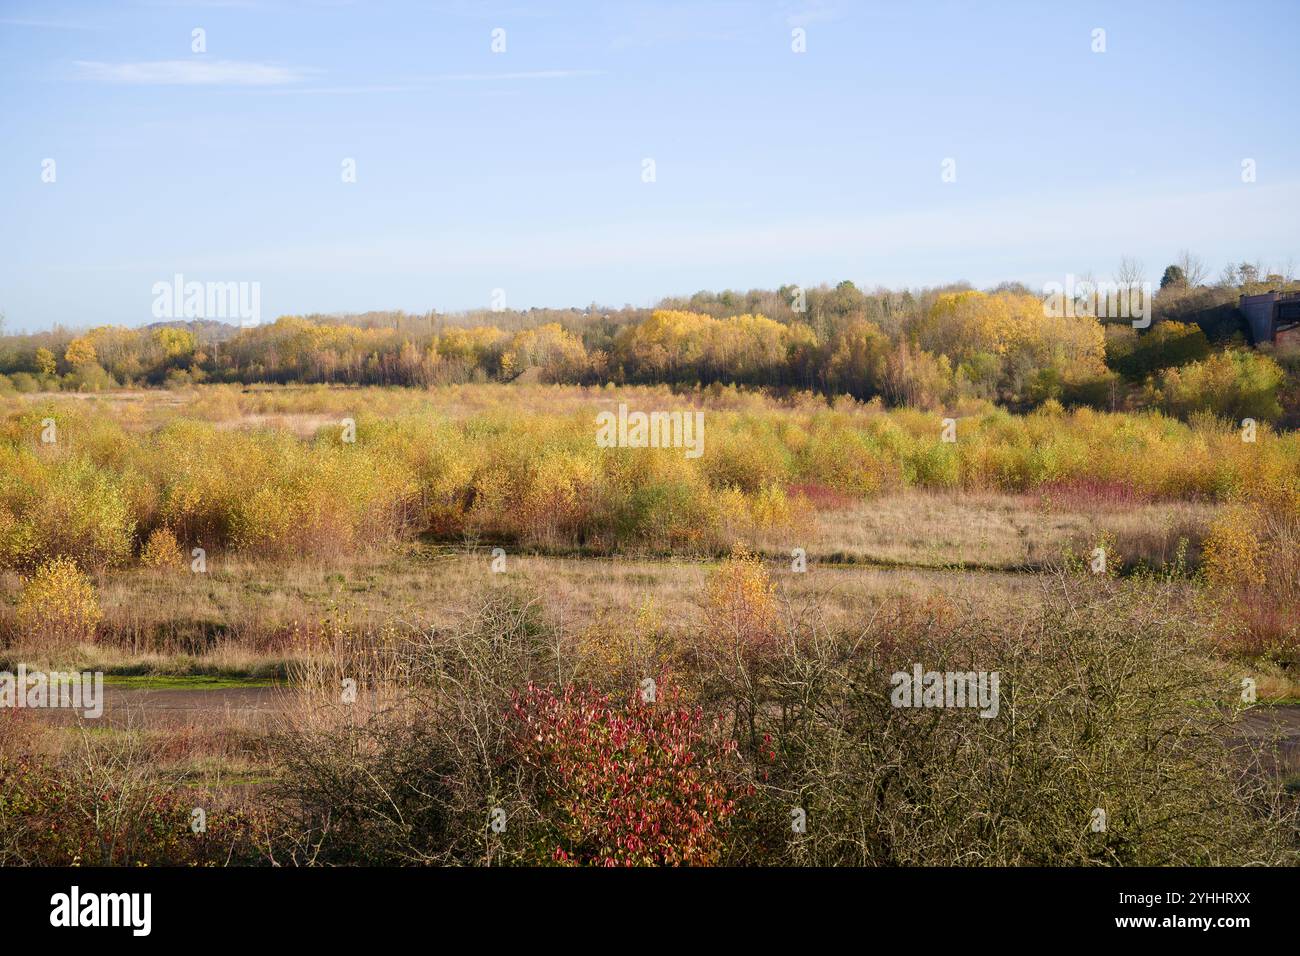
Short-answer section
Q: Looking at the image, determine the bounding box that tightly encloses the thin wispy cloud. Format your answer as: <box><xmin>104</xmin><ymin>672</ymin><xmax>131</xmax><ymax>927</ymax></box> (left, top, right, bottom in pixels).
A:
<box><xmin>258</xmin><ymin>84</ymin><xmax>422</xmax><ymax>95</ymax></box>
<box><xmin>605</xmin><ymin>2</ymin><xmax>749</xmax><ymax>50</ymax></box>
<box><xmin>75</xmin><ymin>59</ymin><xmax>312</xmax><ymax>85</ymax></box>
<box><xmin>433</xmin><ymin>69</ymin><xmax>604</xmax><ymax>81</ymax></box>
<box><xmin>149</xmin><ymin>181</ymin><xmax>1298</xmax><ymax>281</ymax></box>
<box><xmin>426</xmin><ymin>1</ymin><xmax>556</xmax><ymax>19</ymax></box>
<box><xmin>784</xmin><ymin>0</ymin><xmax>840</xmax><ymax>28</ymax></box>
<box><xmin>256</xmin><ymin>69</ymin><xmax>603</xmax><ymax>95</ymax></box>
<box><xmin>0</xmin><ymin>17</ymin><xmax>102</xmax><ymax>30</ymax></box>
<box><xmin>138</xmin><ymin>1</ymin><xmax>260</xmax><ymax>8</ymax></box>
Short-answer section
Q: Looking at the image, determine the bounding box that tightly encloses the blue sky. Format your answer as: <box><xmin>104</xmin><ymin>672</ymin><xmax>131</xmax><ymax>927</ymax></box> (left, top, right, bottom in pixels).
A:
<box><xmin>1</xmin><ymin>0</ymin><xmax>1297</xmax><ymax>332</ymax></box>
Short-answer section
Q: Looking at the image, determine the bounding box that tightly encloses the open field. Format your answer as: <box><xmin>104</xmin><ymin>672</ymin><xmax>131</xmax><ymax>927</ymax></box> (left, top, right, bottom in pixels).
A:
<box><xmin>2</xmin><ymin>548</ymin><xmax>1043</xmax><ymax>677</ymax></box>
<box><xmin>0</xmin><ymin>485</ymin><xmax>1215</xmax><ymax>672</ymax></box>
<box><xmin>2</xmin><ymin>382</ymin><xmax>1298</xmax><ymax>867</ymax></box>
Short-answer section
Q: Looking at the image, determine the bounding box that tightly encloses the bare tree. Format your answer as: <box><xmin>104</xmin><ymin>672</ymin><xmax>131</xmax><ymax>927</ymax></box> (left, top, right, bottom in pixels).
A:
<box><xmin>1175</xmin><ymin>250</ymin><xmax>1208</xmax><ymax>287</ymax></box>
<box><xmin>1114</xmin><ymin>256</ymin><xmax>1145</xmax><ymax>290</ymax></box>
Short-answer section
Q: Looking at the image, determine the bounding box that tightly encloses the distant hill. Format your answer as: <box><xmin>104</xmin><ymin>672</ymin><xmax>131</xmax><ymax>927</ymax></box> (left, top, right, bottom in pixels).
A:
<box><xmin>143</xmin><ymin>318</ymin><xmax>241</xmax><ymax>344</ymax></box>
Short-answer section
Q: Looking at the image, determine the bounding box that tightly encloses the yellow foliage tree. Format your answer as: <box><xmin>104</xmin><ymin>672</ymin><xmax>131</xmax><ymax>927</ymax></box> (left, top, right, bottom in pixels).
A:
<box><xmin>64</xmin><ymin>337</ymin><xmax>98</xmax><ymax>368</ymax></box>
<box><xmin>140</xmin><ymin>526</ymin><xmax>184</xmax><ymax>569</ymax></box>
<box><xmin>16</xmin><ymin>556</ymin><xmax>102</xmax><ymax>647</ymax></box>
<box><xmin>704</xmin><ymin>546</ymin><xmax>780</xmax><ymax>651</ymax></box>
<box><xmin>1202</xmin><ymin>504</ymin><xmax>1266</xmax><ymax>588</ymax></box>
<box><xmin>505</xmin><ymin>323</ymin><xmax>588</xmax><ymax>382</ymax></box>
<box><xmin>152</xmin><ymin>327</ymin><xmax>197</xmax><ymax>359</ymax></box>
<box><xmin>34</xmin><ymin>347</ymin><xmax>57</xmax><ymax>376</ymax></box>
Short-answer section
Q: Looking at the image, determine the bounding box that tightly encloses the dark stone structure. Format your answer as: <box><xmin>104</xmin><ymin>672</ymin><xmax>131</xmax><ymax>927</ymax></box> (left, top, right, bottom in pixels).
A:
<box><xmin>1239</xmin><ymin>291</ymin><xmax>1300</xmax><ymax>347</ymax></box>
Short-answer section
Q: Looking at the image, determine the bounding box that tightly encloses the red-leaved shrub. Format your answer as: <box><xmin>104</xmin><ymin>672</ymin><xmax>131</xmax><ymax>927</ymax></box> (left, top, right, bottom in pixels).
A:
<box><xmin>509</xmin><ymin>680</ymin><xmax>744</xmax><ymax>866</ymax></box>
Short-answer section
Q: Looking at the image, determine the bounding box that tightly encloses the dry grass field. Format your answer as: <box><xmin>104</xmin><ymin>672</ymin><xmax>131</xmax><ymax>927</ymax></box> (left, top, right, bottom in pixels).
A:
<box><xmin>2</xmin><ymin>383</ymin><xmax>1298</xmax><ymax>867</ymax></box>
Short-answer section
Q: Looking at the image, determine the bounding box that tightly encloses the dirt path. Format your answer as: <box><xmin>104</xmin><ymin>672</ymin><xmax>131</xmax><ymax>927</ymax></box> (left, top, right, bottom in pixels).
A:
<box><xmin>29</xmin><ymin>686</ymin><xmax>1300</xmax><ymax>772</ymax></box>
<box><xmin>32</xmin><ymin>684</ymin><xmax>297</xmax><ymax>730</ymax></box>
<box><xmin>1231</xmin><ymin>704</ymin><xmax>1300</xmax><ymax>776</ymax></box>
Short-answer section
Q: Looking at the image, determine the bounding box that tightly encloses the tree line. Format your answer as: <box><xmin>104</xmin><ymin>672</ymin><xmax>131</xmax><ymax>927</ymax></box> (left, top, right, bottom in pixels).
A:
<box><xmin>1</xmin><ymin>265</ymin><xmax>1296</xmax><ymax>421</ymax></box>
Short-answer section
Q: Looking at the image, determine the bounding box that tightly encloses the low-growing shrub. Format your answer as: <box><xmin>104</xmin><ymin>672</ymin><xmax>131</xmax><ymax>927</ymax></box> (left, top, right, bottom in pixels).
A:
<box><xmin>269</xmin><ymin>575</ymin><xmax>1298</xmax><ymax>867</ymax></box>
<box><xmin>720</xmin><ymin>577</ymin><xmax>1296</xmax><ymax>866</ymax></box>
<box><xmin>139</xmin><ymin>526</ymin><xmax>184</xmax><ymax>569</ymax></box>
<box><xmin>1203</xmin><ymin>480</ymin><xmax>1300</xmax><ymax>659</ymax></box>
<box><xmin>268</xmin><ymin>587</ymin><xmax>554</xmax><ymax>865</ymax></box>
<box><xmin>510</xmin><ymin>680</ymin><xmax>745</xmax><ymax>866</ymax></box>
<box><xmin>3</xmin><ymin>390</ymin><xmax>1300</xmax><ymax>564</ymax></box>
<box><xmin>13</xmin><ymin>557</ymin><xmax>101</xmax><ymax>647</ymax></box>
<box><xmin>0</xmin><ymin>733</ymin><xmax>262</xmax><ymax>866</ymax></box>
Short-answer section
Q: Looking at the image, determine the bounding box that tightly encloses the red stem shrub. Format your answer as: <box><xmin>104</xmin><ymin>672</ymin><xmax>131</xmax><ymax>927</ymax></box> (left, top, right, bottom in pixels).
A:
<box><xmin>509</xmin><ymin>680</ymin><xmax>744</xmax><ymax>866</ymax></box>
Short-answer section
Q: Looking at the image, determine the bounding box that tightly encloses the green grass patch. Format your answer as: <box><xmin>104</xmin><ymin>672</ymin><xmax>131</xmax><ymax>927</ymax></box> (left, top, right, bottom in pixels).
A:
<box><xmin>102</xmin><ymin>674</ymin><xmax>279</xmax><ymax>690</ymax></box>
